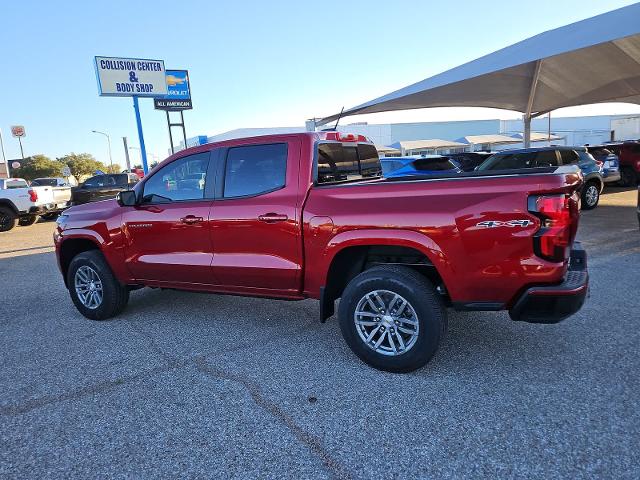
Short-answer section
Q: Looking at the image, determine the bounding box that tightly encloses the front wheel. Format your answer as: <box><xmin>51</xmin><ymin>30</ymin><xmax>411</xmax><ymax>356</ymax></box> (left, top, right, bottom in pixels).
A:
<box><xmin>581</xmin><ymin>181</ymin><xmax>600</xmax><ymax>210</ymax></box>
<box><xmin>67</xmin><ymin>250</ymin><xmax>130</xmax><ymax>320</ymax></box>
<box><xmin>338</xmin><ymin>265</ymin><xmax>447</xmax><ymax>373</ymax></box>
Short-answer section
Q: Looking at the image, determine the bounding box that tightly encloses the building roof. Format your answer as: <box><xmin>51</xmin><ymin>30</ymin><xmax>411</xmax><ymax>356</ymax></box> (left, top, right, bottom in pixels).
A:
<box><xmin>394</xmin><ymin>139</ymin><xmax>468</xmax><ymax>150</ymax></box>
<box><xmin>511</xmin><ymin>132</ymin><xmax>563</xmax><ymax>142</ymax></box>
<box><xmin>456</xmin><ymin>134</ymin><xmax>521</xmax><ymax>145</ymax></box>
<box><xmin>375</xmin><ymin>145</ymin><xmax>401</xmax><ymax>154</ymax></box>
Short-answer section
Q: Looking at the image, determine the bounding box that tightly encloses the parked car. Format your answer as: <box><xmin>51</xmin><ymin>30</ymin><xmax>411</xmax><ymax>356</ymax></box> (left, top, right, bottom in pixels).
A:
<box><xmin>71</xmin><ymin>173</ymin><xmax>140</xmax><ymax>205</ymax></box>
<box><xmin>55</xmin><ymin>132</ymin><xmax>588</xmax><ymax>373</ymax></box>
<box><xmin>585</xmin><ymin>146</ymin><xmax>621</xmax><ymax>184</ymax></box>
<box><xmin>0</xmin><ymin>178</ymin><xmax>58</xmax><ymax>231</ymax></box>
<box><xmin>603</xmin><ymin>141</ymin><xmax>640</xmax><ymax>186</ymax></box>
<box><xmin>477</xmin><ymin>146</ymin><xmax>604</xmax><ymax>209</ymax></box>
<box><xmin>448</xmin><ymin>152</ymin><xmax>493</xmax><ymax>172</ymax></box>
<box><xmin>31</xmin><ymin>177</ymin><xmax>72</xmax><ymax>219</ymax></box>
<box><xmin>380</xmin><ymin>155</ymin><xmax>461</xmax><ymax>178</ymax></box>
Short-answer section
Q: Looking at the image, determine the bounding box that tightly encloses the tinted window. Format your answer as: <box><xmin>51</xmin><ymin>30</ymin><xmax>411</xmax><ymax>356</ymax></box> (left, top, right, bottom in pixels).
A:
<box><xmin>479</xmin><ymin>151</ymin><xmax>558</xmax><ymax>170</ymax></box>
<box><xmin>412</xmin><ymin>157</ymin><xmax>458</xmax><ymax>171</ymax></box>
<box><xmin>108</xmin><ymin>174</ymin><xmax>127</xmax><ymax>187</ymax></box>
<box><xmin>82</xmin><ymin>175</ymin><xmax>104</xmax><ymax>187</ymax></box>
<box><xmin>31</xmin><ymin>178</ymin><xmax>57</xmax><ymax>187</ymax></box>
<box><xmin>223</xmin><ymin>143</ymin><xmax>287</xmax><ymax>198</ymax></box>
<box><xmin>559</xmin><ymin>150</ymin><xmax>579</xmax><ymax>165</ymax></box>
<box><xmin>532</xmin><ymin>150</ymin><xmax>560</xmax><ymax>167</ymax></box>
<box><xmin>143</xmin><ymin>152</ymin><xmax>209</xmax><ymax>202</ymax></box>
<box><xmin>317</xmin><ymin>143</ymin><xmax>381</xmax><ymax>184</ymax></box>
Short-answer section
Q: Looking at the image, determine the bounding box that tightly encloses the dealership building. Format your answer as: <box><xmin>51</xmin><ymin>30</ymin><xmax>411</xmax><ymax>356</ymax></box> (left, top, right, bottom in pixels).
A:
<box><xmin>176</xmin><ymin>113</ymin><xmax>640</xmax><ymax>156</ymax></box>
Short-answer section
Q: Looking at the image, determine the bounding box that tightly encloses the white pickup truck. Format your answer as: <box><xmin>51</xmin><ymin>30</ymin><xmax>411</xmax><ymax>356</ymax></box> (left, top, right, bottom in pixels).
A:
<box><xmin>0</xmin><ymin>178</ymin><xmax>67</xmax><ymax>232</ymax></box>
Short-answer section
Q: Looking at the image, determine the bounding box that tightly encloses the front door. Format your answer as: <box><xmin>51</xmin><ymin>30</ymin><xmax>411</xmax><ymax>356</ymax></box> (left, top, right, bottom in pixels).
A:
<box><xmin>210</xmin><ymin>140</ymin><xmax>303</xmax><ymax>293</ymax></box>
<box><xmin>123</xmin><ymin>152</ymin><xmax>214</xmax><ymax>285</ymax></box>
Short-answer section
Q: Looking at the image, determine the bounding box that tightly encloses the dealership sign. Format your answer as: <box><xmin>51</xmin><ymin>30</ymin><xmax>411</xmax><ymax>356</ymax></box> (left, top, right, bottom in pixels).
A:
<box><xmin>154</xmin><ymin>70</ymin><xmax>192</xmax><ymax>110</ymax></box>
<box><xmin>94</xmin><ymin>56</ymin><xmax>167</xmax><ymax>97</ymax></box>
<box><xmin>11</xmin><ymin>125</ymin><xmax>25</xmax><ymax>137</ymax></box>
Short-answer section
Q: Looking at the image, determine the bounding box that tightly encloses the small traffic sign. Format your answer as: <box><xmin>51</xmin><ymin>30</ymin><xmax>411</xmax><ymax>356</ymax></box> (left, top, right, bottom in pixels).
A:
<box><xmin>11</xmin><ymin>126</ymin><xmax>25</xmax><ymax>138</ymax></box>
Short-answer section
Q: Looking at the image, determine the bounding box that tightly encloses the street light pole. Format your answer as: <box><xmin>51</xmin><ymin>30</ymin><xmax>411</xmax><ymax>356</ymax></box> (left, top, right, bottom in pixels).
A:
<box><xmin>91</xmin><ymin>130</ymin><xmax>113</xmax><ymax>171</ymax></box>
<box><xmin>0</xmin><ymin>128</ymin><xmax>9</xmax><ymax>178</ymax></box>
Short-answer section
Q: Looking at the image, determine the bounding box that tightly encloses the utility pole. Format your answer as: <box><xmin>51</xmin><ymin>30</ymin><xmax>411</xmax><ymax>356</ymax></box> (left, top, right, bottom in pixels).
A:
<box><xmin>92</xmin><ymin>130</ymin><xmax>113</xmax><ymax>171</ymax></box>
<box><xmin>122</xmin><ymin>137</ymin><xmax>131</xmax><ymax>172</ymax></box>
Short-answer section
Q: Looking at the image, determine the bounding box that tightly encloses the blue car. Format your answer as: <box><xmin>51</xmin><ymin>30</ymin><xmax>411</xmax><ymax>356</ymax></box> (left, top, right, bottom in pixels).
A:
<box><xmin>586</xmin><ymin>146</ymin><xmax>622</xmax><ymax>184</ymax></box>
<box><xmin>380</xmin><ymin>155</ymin><xmax>462</xmax><ymax>178</ymax></box>
<box><xmin>477</xmin><ymin>146</ymin><xmax>604</xmax><ymax>209</ymax></box>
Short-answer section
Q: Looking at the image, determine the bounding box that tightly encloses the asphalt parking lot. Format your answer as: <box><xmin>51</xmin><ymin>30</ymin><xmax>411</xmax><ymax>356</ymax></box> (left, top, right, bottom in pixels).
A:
<box><xmin>1</xmin><ymin>188</ymin><xmax>638</xmax><ymax>479</ymax></box>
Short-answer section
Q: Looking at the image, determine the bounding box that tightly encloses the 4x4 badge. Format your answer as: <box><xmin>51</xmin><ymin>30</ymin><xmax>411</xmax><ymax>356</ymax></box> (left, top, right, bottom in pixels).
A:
<box><xmin>476</xmin><ymin>219</ymin><xmax>533</xmax><ymax>228</ymax></box>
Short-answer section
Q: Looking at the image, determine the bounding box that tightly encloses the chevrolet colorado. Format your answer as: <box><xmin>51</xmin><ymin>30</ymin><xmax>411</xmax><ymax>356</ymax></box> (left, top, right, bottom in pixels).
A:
<box><xmin>54</xmin><ymin>132</ymin><xmax>588</xmax><ymax>372</ymax></box>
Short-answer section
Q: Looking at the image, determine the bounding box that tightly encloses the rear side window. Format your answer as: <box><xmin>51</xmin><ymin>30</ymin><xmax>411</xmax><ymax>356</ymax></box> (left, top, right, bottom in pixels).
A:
<box><xmin>83</xmin><ymin>176</ymin><xmax>104</xmax><ymax>187</ymax></box>
<box><xmin>479</xmin><ymin>152</ymin><xmax>536</xmax><ymax>170</ymax></box>
<box><xmin>223</xmin><ymin>143</ymin><xmax>287</xmax><ymax>198</ymax></box>
<box><xmin>317</xmin><ymin>143</ymin><xmax>381</xmax><ymax>184</ymax></box>
<box><xmin>532</xmin><ymin>150</ymin><xmax>560</xmax><ymax>167</ymax></box>
<box><xmin>559</xmin><ymin>150</ymin><xmax>579</xmax><ymax>165</ymax></box>
<box><xmin>112</xmin><ymin>174</ymin><xmax>129</xmax><ymax>187</ymax></box>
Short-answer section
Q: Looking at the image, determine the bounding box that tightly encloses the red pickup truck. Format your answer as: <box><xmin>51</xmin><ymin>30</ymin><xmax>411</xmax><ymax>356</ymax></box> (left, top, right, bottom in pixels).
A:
<box><xmin>54</xmin><ymin>132</ymin><xmax>588</xmax><ymax>372</ymax></box>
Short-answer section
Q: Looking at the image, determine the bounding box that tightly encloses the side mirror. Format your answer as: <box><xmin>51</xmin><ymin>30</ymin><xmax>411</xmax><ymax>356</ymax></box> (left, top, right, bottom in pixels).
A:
<box><xmin>117</xmin><ymin>190</ymin><xmax>137</xmax><ymax>207</ymax></box>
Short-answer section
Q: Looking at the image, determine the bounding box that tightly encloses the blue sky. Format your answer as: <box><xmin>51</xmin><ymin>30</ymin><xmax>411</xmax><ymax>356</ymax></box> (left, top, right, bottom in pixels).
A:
<box><xmin>1</xmin><ymin>0</ymin><xmax>639</xmax><ymax>167</ymax></box>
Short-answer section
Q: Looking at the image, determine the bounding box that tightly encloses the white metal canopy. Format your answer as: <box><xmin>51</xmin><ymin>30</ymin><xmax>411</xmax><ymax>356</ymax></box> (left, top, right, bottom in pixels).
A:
<box><xmin>318</xmin><ymin>3</ymin><xmax>640</xmax><ymax>146</ymax></box>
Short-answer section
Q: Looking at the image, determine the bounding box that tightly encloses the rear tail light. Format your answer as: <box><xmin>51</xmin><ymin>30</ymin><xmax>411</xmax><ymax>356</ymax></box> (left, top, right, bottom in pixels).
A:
<box><xmin>595</xmin><ymin>160</ymin><xmax>604</xmax><ymax>168</ymax></box>
<box><xmin>528</xmin><ymin>193</ymin><xmax>579</xmax><ymax>262</ymax></box>
<box><xmin>28</xmin><ymin>189</ymin><xmax>38</xmax><ymax>202</ymax></box>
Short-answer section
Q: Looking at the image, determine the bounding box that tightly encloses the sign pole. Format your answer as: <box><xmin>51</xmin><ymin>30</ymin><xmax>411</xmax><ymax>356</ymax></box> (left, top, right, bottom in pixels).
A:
<box><xmin>133</xmin><ymin>96</ymin><xmax>149</xmax><ymax>174</ymax></box>
<box><xmin>180</xmin><ymin>111</ymin><xmax>187</xmax><ymax>148</ymax></box>
<box><xmin>166</xmin><ymin>111</ymin><xmax>175</xmax><ymax>155</ymax></box>
<box><xmin>17</xmin><ymin>136</ymin><xmax>24</xmax><ymax>159</ymax></box>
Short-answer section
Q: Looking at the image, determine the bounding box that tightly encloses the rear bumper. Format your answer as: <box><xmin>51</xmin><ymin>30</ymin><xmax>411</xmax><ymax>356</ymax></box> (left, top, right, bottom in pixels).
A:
<box><xmin>603</xmin><ymin>172</ymin><xmax>621</xmax><ymax>183</ymax></box>
<box><xmin>509</xmin><ymin>244</ymin><xmax>588</xmax><ymax>324</ymax></box>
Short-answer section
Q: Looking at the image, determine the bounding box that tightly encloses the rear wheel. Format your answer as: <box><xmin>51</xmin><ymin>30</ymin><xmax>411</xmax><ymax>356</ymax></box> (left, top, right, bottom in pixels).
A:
<box><xmin>18</xmin><ymin>215</ymin><xmax>39</xmax><ymax>226</ymax></box>
<box><xmin>338</xmin><ymin>265</ymin><xmax>446</xmax><ymax>373</ymax></box>
<box><xmin>619</xmin><ymin>167</ymin><xmax>637</xmax><ymax>187</ymax></box>
<box><xmin>581</xmin><ymin>181</ymin><xmax>600</xmax><ymax>210</ymax></box>
<box><xmin>0</xmin><ymin>206</ymin><xmax>18</xmax><ymax>232</ymax></box>
<box><xmin>67</xmin><ymin>250</ymin><xmax>130</xmax><ymax>320</ymax></box>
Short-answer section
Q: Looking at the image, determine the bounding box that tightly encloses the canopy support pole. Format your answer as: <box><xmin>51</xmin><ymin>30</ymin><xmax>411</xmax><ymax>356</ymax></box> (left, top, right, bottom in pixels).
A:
<box><xmin>524</xmin><ymin>60</ymin><xmax>542</xmax><ymax>148</ymax></box>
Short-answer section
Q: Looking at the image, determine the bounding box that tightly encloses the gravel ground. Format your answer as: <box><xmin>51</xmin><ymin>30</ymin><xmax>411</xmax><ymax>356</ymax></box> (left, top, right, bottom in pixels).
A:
<box><xmin>1</xmin><ymin>187</ymin><xmax>638</xmax><ymax>479</ymax></box>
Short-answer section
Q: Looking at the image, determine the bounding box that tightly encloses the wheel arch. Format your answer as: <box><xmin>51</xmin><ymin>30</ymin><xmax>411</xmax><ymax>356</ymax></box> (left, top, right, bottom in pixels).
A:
<box><xmin>318</xmin><ymin>229</ymin><xmax>451</xmax><ymax>321</ymax></box>
<box><xmin>0</xmin><ymin>199</ymin><xmax>19</xmax><ymax>215</ymax></box>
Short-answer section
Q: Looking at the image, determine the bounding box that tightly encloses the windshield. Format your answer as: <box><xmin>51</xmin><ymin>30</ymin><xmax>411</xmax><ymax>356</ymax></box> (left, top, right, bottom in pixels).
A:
<box><xmin>316</xmin><ymin>142</ymin><xmax>381</xmax><ymax>184</ymax></box>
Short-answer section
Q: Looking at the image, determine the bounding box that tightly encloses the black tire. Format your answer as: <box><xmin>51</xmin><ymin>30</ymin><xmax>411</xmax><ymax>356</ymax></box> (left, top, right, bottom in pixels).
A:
<box><xmin>581</xmin><ymin>181</ymin><xmax>600</xmax><ymax>210</ymax></box>
<box><xmin>338</xmin><ymin>265</ymin><xmax>447</xmax><ymax>373</ymax></box>
<box><xmin>66</xmin><ymin>250</ymin><xmax>130</xmax><ymax>320</ymax></box>
<box><xmin>42</xmin><ymin>212</ymin><xmax>59</xmax><ymax>221</ymax></box>
<box><xmin>18</xmin><ymin>215</ymin><xmax>39</xmax><ymax>226</ymax></box>
<box><xmin>0</xmin><ymin>206</ymin><xmax>18</xmax><ymax>232</ymax></box>
<box><xmin>619</xmin><ymin>167</ymin><xmax>637</xmax><ymax>187</ymax></box>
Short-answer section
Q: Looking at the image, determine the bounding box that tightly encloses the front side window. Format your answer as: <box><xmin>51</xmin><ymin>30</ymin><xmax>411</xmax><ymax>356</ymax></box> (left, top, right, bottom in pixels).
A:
<box><xmin>143</xmin><ymin>152</ymin><xmax>209</xmax><ymax>202</ymax></box>
<box><xmin>223</xmin><ymin>143</ymin><xmax>287</xmax><ymax>198</ymax></box>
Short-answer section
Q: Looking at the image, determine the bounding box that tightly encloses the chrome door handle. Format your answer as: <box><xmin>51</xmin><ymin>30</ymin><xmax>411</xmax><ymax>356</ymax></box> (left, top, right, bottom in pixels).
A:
<box><xmin>258</xmin><ymin>213</ymin><xmax>288</xmax><ymax>223</ymax></box>
<box><xmin>180</xmin><ymin>215</ymin><xmax>203</xmax><ymax>224</ymax></box>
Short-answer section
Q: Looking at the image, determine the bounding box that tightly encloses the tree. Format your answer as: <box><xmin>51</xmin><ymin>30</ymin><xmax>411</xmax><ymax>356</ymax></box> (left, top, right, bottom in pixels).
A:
<box><xmin>106</xmin><ymin>163</ymin><xmax>122</xmax><ymax>174</ymax></box>
<box><xmin>58</xmin><ymin>153</ymin><xmax>106</xmax><ymax>179</ymax></box>
<box><xmin>13</xmin><ymin>155</ymin><xmax>64</xmax><ymax>180</ymax></box>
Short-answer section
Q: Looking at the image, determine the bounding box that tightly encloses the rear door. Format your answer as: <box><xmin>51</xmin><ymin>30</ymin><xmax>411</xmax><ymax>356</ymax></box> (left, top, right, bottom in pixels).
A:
<box><xmin>122</xmin><ymin>152</ymin><xmax>215</xmax><ymax>285</ymax></box>
<box><xmin>209</xmin><ymin>139</ymin><xmax>303</xmax><ymax>293</ymax></box>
